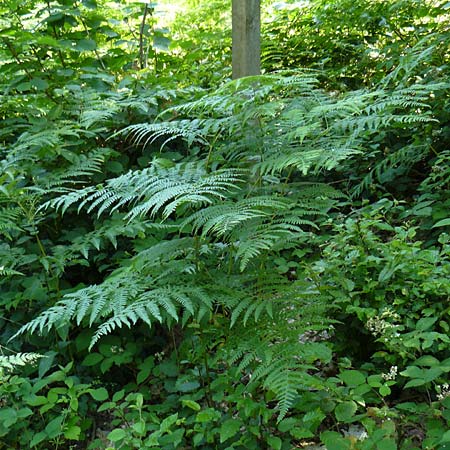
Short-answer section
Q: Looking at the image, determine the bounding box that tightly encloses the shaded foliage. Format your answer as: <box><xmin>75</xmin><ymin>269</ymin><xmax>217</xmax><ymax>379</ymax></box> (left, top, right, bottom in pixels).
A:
<box><xmin>1</xmin><ymin>0</ymin><xmax>450</xmax><ymax>449</ymax></box>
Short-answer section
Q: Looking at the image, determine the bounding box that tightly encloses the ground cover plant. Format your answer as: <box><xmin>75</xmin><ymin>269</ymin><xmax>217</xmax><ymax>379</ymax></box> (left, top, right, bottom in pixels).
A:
<box><xmin>1</xmin><ymin>0</ymin><xmax>449</xmax><ymax>448</ymax></box>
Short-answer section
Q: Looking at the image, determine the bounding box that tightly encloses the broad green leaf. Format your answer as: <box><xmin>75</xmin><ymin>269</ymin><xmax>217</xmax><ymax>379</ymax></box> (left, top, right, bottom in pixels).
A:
<box><xmin>81</xmin><ymin>353</ymin><xmax>103</xmax><ymax>366</ymax></box>
<box><xmin>137</xmin><ymin>365</ymin><xmax>152</xmax><ymax>384</ymax></box>
<box><xmin>160</xmin><ymin>413</ymin><xmax>179</xmax><ymax>432</ymax></box>
<box><xmin>29</xmin><ymin>431</ymin><xmax>47</xmax><ymax>448</ymax></box>
<box><xmin>423</xmin><ymin>366</ymin><xmax>444</xmax><ymax>382</ymax></box>
<box><xmin>26</xmin><ymin>395</ymin><xmax>48</xmax><ymax>407</ymax></box>
<box><xmin>400</xmin><ymin>366</ymin><xmax>424</xmax><ymax>378</ymax></box>
<box><xmin>367</xmin><ymin>375</ymin><xmax>383</xmax><ymax>388</ymax></box>
<box><xmin>335</xmin><ymin>401</ymin><xmax>357</xmax><ymax>422</ymax></box>
<box><xmin>414</xmin><ymin>355</ymin><xmax>440</xmax><ymax>366</ymax></box>
<box><xmin>90</xmin><ymin>387</ymin><xmax>109</xmax><ymax>401</ymax></box>
<box><xmin>291</xmin><ymin>428</ymin><xmax>314</xmax><ymax>439</ymax></box>
<box><xmin>379</xmin><ymin>385</ymin><xmax>391</xmax><ymax>396</ymax></box>
<box><xmin>404</xmin><ymin>379</ymin><xmax>426</xmax><ymax>388</ymax></box>
<box><xmin>267</xmin><ymin>435</ymin><xmax>282</xmax><ymax>450</ymax></box>
<box><xmin>416</xmin><ymin>317</ymin><xmax>437</xmax><ymax>331</ymax></box>
<box><xmin>176</xmin><ymin>380</ymin><xmax>201</xmax><ymax>392</ymax></box>
<box><xmin>98</xmin><ymin>402</ymin><xmax>116</xmax><ymax>412</ymax></box>
<box><xmin>74</xmin><ymin>39</ymin><xmax>97</xmax><ymax>51</ymax></box>
<box><xmin>196</xmin><ymin>408</ymin><xmax>220</xmax><ymax>423</ymax></box>
<box><xmin>440</xmin><ymin>430</ymin><xmax>450</xmax><ymax>443</ymax></box>
<box><xmin>153</xmin><ymin>35</ymin><xmax>171</xmax><ymax>51</ymax></box>
<box><xmin>321</xmin><ymin>431</ymin><xmax>352</xmax><ymax>450</ymax></box>
<box><xmin>132</xmin><ymin>420</ymin><xmax>146</xmax><ymax>435</ymax></box>
<box><xmin>377</xmin><ymin>438</ymin><xmax>397</xmax><ymax>450</ymax></box>
<box><xmin>30</xmin><ymin>78</ymin><xmax>49</xmax><ymax>91</ymax></box>
<box><xmin>45</xmin><ymin>416</ymin><xmax>64</xmax><ymax>438</ymax></box>
<box><xmin>64</xmin><ymin>425</ymin><xmax>81</xmax><ymax>439</ymax></box>
<box><xmin>39</xmin><ymin>351</ymin><xmax>57</xmax><ymax>378</ymax></box>
<box><xmin>107</xmin><ymin>428</ymin><xmax>127</xmax><ymax>442</ymax></box>
<box><xmin>0</xmin><ymin>408</ymin><xmax>17</xmax><ymax>427</ymax></box>
<box><xmin>219</xmin><ymin>418</ymin><xmax>241</xmax><ymax>443</ymax></box>
<box><xmin>181</xmin><ymin>399</ymin><xmax>201</xmax><ymax>411</ymax></box>
<box><xmin>277</xmin><ymin>417</ymin><xmax>298</xmax><ymax>432</ymax></box>
<box><xmin>338</xmin><ymin>370</ymin><xmax>366</xmax><ymax>387</ymax></box>
<box><xmin>432</xmin><ymin>218</ymin><xmax>450</xmax><ymax>228</ymax></box>
<box><xmin>112</xmin><ymin>390</ymin><xmax>125</xmax><ymax>402</ymax></box>
<box><xmin>16</xmin><ymin>407</ymin><xmax>33</xmax><ymax>419</ymax></box>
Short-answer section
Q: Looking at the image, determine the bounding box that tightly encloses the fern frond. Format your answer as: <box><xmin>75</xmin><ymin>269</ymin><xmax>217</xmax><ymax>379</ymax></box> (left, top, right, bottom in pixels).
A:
<box><xmin>235</xmin><ymin>222</ymin><xmax>304</xmax><ymax>271</ymax></box>
<box><xmin>46</xmin><ymin>162</ymin><xmax>245</xmax><ymax>220</ymax></box>
<box><xmin>181</xmin><ymin>196</ymin><xmax>290</xmax><ymax>237</ymax></box>
<box><xmin>0</xmin><ymin>352</ymin><xmax>42</xmax><ymax>373</ymax></box>
<box><xmin>121</xmin><ymin>120</ymin><xmax>209</xmax><ymax>148</ymax></box>
<box><xmin>0</xmin><ymin>265</ymin><xmax>24</xmax><ymax>277</ymax></box>
<box><xmin>13</xmin><ymin>265</ymin><xmax>217</xmax><ymax>350</ymax></box>
<box><xmin>131</xmin><ymin>238</ymin><xmax>195</xmax><ymax>270</ymax></box>
<box><xmin>0</xmin><ymin>207</ymin><xmax>23</xmax><ymax>238</ymax></box>
<box><xmin>354</xmin><ymin>142</ymin><xmax>431</xmax><ymax>196</ymax></box>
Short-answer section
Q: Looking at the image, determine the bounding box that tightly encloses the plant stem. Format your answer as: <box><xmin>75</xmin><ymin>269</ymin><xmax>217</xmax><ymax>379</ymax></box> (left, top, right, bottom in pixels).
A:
<box><xmin>139</xmin><ymin>3</ymin><xmax>150</xmax><ymax>69</ymax></box>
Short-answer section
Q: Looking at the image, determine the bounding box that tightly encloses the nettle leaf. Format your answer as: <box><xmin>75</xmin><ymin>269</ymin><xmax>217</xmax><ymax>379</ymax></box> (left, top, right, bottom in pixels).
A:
<box><xmin>414</xmin><ymin>355</ymin><xmax>440</xmax><ymax>367</ymax></box>
<box><xmin>338</xmin><ymin>370</ymin><xmax>366</xmax><ymax>387</ymax></box>
<box><xmin>334</xmin><ymin>401</ymin><xmax>357</xmax><ymax>422</ymax></box>
<box><xmin>90</xmin><ymin>387</ymin><xmax>109</xmax><ymax>401</ymax></box>
<box><xmin>416</xmin><ymin>317</ymin><xmax>437</xmax><ymax>331</ymax></box>
<box><xmin>219</xmin><ymin>418</ymin><xmax>242</xmax><ymax>443</ymax></box>
<box><xmin>107</xmin><ymin>428</ymin><xmax>127</xmax><ymax>442</ymax></box>
<box><xmin>400</xmin><ymin>366</ymin><xmax>425</xmax><ymax>378</ymax></box>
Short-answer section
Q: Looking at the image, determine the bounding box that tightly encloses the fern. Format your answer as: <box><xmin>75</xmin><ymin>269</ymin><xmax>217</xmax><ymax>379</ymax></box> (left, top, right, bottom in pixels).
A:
<box><xmin>12</xmin><ymin>70</ymin><xmax>444</xmax><ymax>421</ymax></box>
<box><xmin>45</xmin><ymin>161</ymin><xmax>244</xmax><ymax>219</ymax></box>
<box><xmin>0</xmin><ymin>207</ymin><xmax>23</xmax><ymax>239</ymax></box>
<box><xmin>181</xmin><ymin>197</ymin><xmax>291</xmax><ymax>236</ymax></box>
<box><xmin>122</xmin><ymin>120</ymin><xmax>210</xmax><ymax>148</ymax></box>
<box><xmin>13</xmin><ymin>267</ymin><xmax>242</xmax><ymax>350</ymax></box>
<box><xmin>0</xmin><ymin>351</ymin><xmax>42</xmax><ymax>375</ymax></box>
<box><xmin>225</xmin><ymin>283</ymin><xmax>335</xmax><ymax>420</ymax></box>
<box><xmin>0</xmin><ymin>265</ymin><xmax>24</xmax><ymax>277</ymax></box>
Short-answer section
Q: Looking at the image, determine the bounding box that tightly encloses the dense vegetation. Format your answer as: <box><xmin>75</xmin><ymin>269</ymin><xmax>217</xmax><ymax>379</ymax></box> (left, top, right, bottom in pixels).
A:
<box><xmin>1</xmin><ymin>0</ymin><xmax>449</xmax><ymax>448</ymax></box>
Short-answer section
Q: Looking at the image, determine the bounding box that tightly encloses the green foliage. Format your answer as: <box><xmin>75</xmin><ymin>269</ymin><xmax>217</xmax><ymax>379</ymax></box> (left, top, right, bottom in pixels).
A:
<box><xmin>0</xmin><ymin>350</ymin><xmax>42</xmax><ymax>375</ymax></box>
<box><xmin>1</xmin><ymin>0</ymin><xmax>450</xmax><ymax>448</ymax></box>
<box><xmin>0</xmin><ymin>360</ymin><xmax>100</xmax><ymax>448</ymax></box>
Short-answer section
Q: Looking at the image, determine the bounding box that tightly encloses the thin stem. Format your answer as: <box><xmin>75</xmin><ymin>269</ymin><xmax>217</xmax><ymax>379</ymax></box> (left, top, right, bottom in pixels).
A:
<box><xmin>171</xmin><ymin>328</ymin><xmax>180</xmax><ymax>368</ymax></box>
<box><xmin>45</xmin><ymin>1</ymin><xmax>67</xmax><ymax>68</ymax></box>
<box><xmin>2</xmin><ymin>39</ymin><xmax>57</xmax><ymax>103</ymax></box>
<box><xmin>205</xmin><ymin>131</ymin><xmax>221</xmax><ymax>171</ymax></box>
<box><xmin>75</xmin><ymin>1</ymin><xmax>107</xmax><ymax>70</ymax></box>
<box><xmin>201</xmin><ymin>337</ymin><xmax>213</xmax><ymax>407</ymax></box>
<box><xmin>139</xmin><ymin>3</ymin><xmax>149</xmax><ymax>69</ymax></box>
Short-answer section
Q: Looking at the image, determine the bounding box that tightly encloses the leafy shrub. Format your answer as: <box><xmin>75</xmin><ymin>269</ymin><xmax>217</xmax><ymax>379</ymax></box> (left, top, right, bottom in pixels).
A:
<box><xmin>1</xmin><ymin>0</ymin><xmax>450</xmax><ymax>448</ymax></box>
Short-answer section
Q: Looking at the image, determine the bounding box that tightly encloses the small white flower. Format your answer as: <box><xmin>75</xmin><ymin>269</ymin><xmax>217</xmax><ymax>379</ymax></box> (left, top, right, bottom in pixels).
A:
<box><xmin>437</xmin><ymin>383</ymin><xmax>450</xmax><ymax>401</ymax></box>
<box><xmin>381</xmin><ymin>366</ymin><xmax>398</xmax><ymax>381</ymax></box>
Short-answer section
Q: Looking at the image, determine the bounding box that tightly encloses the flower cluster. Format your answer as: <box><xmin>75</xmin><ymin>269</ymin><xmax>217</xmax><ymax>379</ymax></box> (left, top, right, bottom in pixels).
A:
<box><xmin>437</xmin><ymin>383</ymin><xmax>450</xmax><ymax>401</ymax></box>
<box><xmin>366</xmin><ymin>308</ymin><xmax>400</xmax><ymax>337</ymax></box>
<box><xmin>381</xmin><ymin>366</ymin><xmax>398</xmax><ymax>381</ymax></box>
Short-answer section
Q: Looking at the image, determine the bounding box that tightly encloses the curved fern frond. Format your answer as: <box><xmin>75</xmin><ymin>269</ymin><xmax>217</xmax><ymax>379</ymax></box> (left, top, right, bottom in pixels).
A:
<box><xmin>44</xmin><ymin>162</ymin><xmax>245</xmax><ymax>219</ymax></box>
<box><xmin>120</xmin><ymin>120</ymin><xmax>210</xmax><ymax>148</ymax></box>
<box><xmin>0</xmin><ymin>352</ymin><xmax>42</xmax><ymax>374</ymax></box>
<box><xmin>181</xmin><ymin>196</ymin><xmax>291</xmax><ymax>237</ymax></box>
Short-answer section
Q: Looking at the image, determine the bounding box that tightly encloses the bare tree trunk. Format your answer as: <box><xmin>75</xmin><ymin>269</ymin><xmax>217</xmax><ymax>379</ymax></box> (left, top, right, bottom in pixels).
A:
<box><xmin>232</xmin><ymin>0</ymin><xmax>261</xmax><ymax>79</ymax></box>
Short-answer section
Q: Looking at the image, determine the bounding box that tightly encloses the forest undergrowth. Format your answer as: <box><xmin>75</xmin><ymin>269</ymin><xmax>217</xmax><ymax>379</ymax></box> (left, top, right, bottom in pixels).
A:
<box><xmin>0</xmin><ymin>0</ymin><xmax>450</xmax><ymax>448</ymax></box>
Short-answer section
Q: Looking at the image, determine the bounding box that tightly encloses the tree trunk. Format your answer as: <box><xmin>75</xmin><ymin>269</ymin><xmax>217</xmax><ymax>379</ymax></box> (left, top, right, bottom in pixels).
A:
<box><xmin>232</xmin><ymin>0</ymin><xmax>261</xmax><ymax>79</ymax></box>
